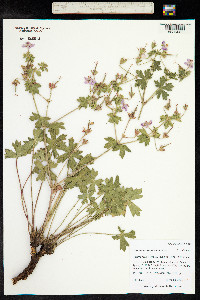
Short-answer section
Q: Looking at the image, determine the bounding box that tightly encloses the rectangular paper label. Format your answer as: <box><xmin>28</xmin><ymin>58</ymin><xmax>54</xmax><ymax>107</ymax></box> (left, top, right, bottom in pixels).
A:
<box><xmin>130</xmin><ymin>240</ymin><xmax>195</xmax><ymax>294</ymax></box>
<box><xmin>52</xmin><ymin>2</ymin><xmax>154</xmax><ymax>14</ymax></box>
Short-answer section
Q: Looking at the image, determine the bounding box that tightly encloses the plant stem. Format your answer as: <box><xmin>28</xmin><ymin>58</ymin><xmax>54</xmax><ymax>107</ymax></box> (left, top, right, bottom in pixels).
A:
<box><xmin>121</xmin><ymin>140</ymin><xmax>138</xmax><ymax>145</ymax></box>
<box><xmin>42</xmin><ymin>190</ymin><xmax>66</xmax><ymax>232</ymax></box>
<box><xmin>66</xmin><ymin>203</ymin><xmax>91</xmax><ymax>229</ymax></box>
<box><xmin>33</xmin><ymin>182</ymin><xmax>43</xmax><ymax>217</ymax></box>
<box><xmin>43</xmin><ymin>128</ymin><xmax>52</xmax><ymax>188</ymax></box>
<box><xmin>68</xmin><ymin>232</ymin><xmax>114</xmax><ymax>238</ymax></box>
<box><xmin>120</xmin><ymin>119</ymin><xmax>130</xmax><ymax>142</ymax></box>
<box><xmin>12</xmin><ymin>252</ymin><xmax>43</xmax><ymax>285</ymax></box>
<box><xmin>31</xmin><ymin>150</ymin><xmax>34</xmax><ymax>228</ymax></box>
<box><xmin>39</xmin><ymin>93</ymin><xmax>50</xmax><ymax>103</ymax></box>
<box><xmin>22</xmin><ymin>172</ymin><xmax>32</xmax><ymax>190</ymax></box>
<box><xmin>52</xmin><ymin>198</ymin><xmax>80</xmax><ymax>235</ymax></box>
<box><xmin>138</xmin><ymin>104</ymin><xmax>144</xmax><ymax>120</ymax></box>
<box><xmin>32</xmin><ymin>94</ymin><xmax>40</xmax><ymax>115</ymax></box>
<box><xmin>54</xmin><ymin>107</ymin><xmax>79</xmax><ymax>123</ymax></box>
<box><xmin>57</xmin><ymin>138</ymin><xmax>83</xmax><ymax>180</ymax></box>
<box><xmin>119</xmin><ymin>65</ymin><xmax>135</xmax><ymax>78</ymax></box>
<box><xmin>144</xmin><ymin>89</ymin><xmax>158</xmax><ymax>105</ymax></box>
<box><xmin>138</xmin><ymin>87</ymin><xmax>146</xmax><ymax>120</ymax></box>
<box><xmin>16</xmin><ymin>159</ymin><xmax>31</xmax><ymax>230</ymax></box>
<box><xmin>114</xmin><ymin>123</ymin><xmax>118</xmax><ymax>141</ymax></box>
<box><xmin>65</xmin><ymin>148</ymin><xmax>112</xmax><ymax>180</ymax></box>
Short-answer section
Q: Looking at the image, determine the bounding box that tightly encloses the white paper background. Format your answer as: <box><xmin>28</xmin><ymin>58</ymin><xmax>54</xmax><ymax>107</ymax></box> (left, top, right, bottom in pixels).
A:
<box><xmin>3</xmin><ymin>19</ymin><xmax>195</xmax><ymax>295</ymax></box>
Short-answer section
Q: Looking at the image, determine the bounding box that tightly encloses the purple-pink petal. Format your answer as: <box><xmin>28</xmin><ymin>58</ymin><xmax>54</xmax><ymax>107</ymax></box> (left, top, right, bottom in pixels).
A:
<box><xmin>84</xmin><ymin>76</ymin><xmax>96</xmax><ymax>85</ymax></box>
<box><xmin>22</xmin><ymin>41</ymin><xmax>35</xmax><ymax>48</ymax></box>
<box><xmin>141</xmin><ymin>120</ymin><xmax>152</xmax><ymax>128</ymax></box>
<box><xmin>121</xmin><ymin>99</ymin><xmax>129</xmax><ymax>111</ymax></box>
<box><xmin>184</xmin><ymin>59</ymin><xmax>193</xmax><ymax>69</ymax></box>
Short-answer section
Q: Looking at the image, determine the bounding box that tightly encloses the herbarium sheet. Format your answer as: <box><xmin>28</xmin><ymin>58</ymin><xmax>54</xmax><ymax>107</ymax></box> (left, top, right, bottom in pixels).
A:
<box><xmin>3</xmin><ymin>19</ymin><xmax>195</xmax><ymax>295</ymax></box>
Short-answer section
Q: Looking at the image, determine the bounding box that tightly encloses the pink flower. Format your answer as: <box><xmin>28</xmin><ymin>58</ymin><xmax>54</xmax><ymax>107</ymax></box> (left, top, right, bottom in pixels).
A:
<box><xmin>22</xmin><ymin>41</ymin><xmax>35</xmax><ymax>48</ymax></box>
<box><xmin>84</xmin><ymin>76</ymin><xmax>96</xmax><ymax>86</ymax></box>
<box><xmin>141</xmin><ymin>120</ymin><xmax>152</xmax><ymax>128</ymax></box>
<box><xmin>161</xmin><ymin>41</ymin><xmax>168</xmax><ymax>51</ymax></box>
<box><xmin>121</xmin><ymin>99</ymin><xmax>129</xmax><ymax>111</ymax></box>
<box><xmin>184</xmin><ymin>59</ymin><xmax>193</xmax><ymax>69</ymax></box>
<box><xmin>49</xmin><ymin>83</ymin><xmax>56</xmax><ymax>89</ymax></box>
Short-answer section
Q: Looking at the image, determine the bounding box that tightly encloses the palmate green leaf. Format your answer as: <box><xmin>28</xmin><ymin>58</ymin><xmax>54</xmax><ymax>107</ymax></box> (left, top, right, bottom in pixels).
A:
<box><xmin>78</xmin><ymin>188</ymin><xmax>96</xmax><ymax>205</ymax></box>
<box><xmin>104</xmin><ymin>137</ymin><xmax>131</xmax><ymax>158</ymax></box>
<box><xmin>155</xmin><ymin>76</ymin><xmax>174</xmax><ymax>100</ymax></box>
<box><xmin>93</xmin><ymin>82</ymin><xmax>110</xmax><ymax>95</ymax></box>
<box><xmin>33</xmin><ymin>159</ymin><xmax>57</xmax><ymax>181</ymax></box>
<box><xmin>112</xmin><ymin>234</ymin><xmax>129</xmax><ymax>252</ymax></box>
<box><xmin>24</xmin><ymin>80</ymin><xmax>41</xmax><ymax>95</ymax></box>
<box><xmin>33</xmin><ymin>128</ymin><xmax>44</xmax><ymax>143</ymax></box>
<box><xmin>164</xmin><ymin>82</ymin><xmax>174</xmax><ymax>91</ymax></box>
<box><xmin>124</xmin><ymin>187</ymin><xmax>142</xmax><ymax>217</ymax></box>
<box><xmin>144</xmin><ymin>69</ymin><xmax>153</xmax><ymax>80</ymax></box>
<box><xmin>164</xmin><ymin>68</ymin><xmax>177</xmax><ymax>80</ymax></box>
<box><xmin>29</xmin><ymin>113</ymin><xmax>50</xmax><ymax>128</ymax></box>
<box><xmin>112</xmin><ymin>144</ymin><xmax>131</xmax><ymax>159</ymax></box>
<box><xmin>29</xmin><ymin>113</ymin><xmax>41</xmax><ymax>121</ymax></box>
<box><xmin>171</xmin><ymin>113</ymin><xmax>182</xmax><ymax>122</ymax></box>
<box><xmin>104</xmin><ymin>137</ymin><xmax>118</xmax><ymax>149</ymax></box>
<box><xmin>67</xmin><ymin>157</ymin><xmax>77</xmax><ymax>170</ymax></box>
<box><xmin>5</xmin><ymin>149</ymin><xmax>17</xmax><ymax>158</ymax></box>
<box><xmin>120</xmin><ymin>58</ymin><xmax>127</xmax><ymax>64</ymax></box>
<box><xmin>135</xmin><ymin>70</ymin><xmax>146</xmax><ymax>90</ymax></box>
<box><xmin>128</xmin><ymin>202</ymin><xmax>142</xmax><ymax>217</ymax></box>
<box><xmin>137</xmin><ymin>129</ymin><xmax>150</xmax><ymax>146</ymax></box>
<box><xmin>113</xmin><ymin>94</ymin><xmax>124</xmax><ymax>106</ymax></box>
<box><xmin>35</xmin><ymin>70</ymin><xmax>41</xmax><ymax>77</ymax></box>
<box><xmin>77</xmin><ymin>96</ymin><xmax>89</xmax><ymax>109</ymax></box>
<box><xmin>107</xmin><ymin>113</ymin><xmax>122</xmax><ymax>124</ymax></box>
<box><xmin>64</xmin><ymin>167</ymin><xmax>98</xmax><ymax>193</ymax></box>
<box><xmin>5</xmin><ymin>138</ymin><xmax>35</xmax><ymax>159</ymax></box>
<box><xmin>87</xmin><ymin>201</ymin><xmax>100</xmax><ymax>215</ymax></box>
<box><xmin>57</xmin><ymin>137</ymin><xmax>83</xmax><ymax>168</ymax></box>
<box><xmin>38</xmin><ymin>62</ymin><xmax>48</xmax><ymax>72</ymax></box>
<box><xmin>112</xmin><ymin>226</ymin><xmax>136</xmax><ymax>251</ymax></box>
<box><xmin>57</xmin><ymin>137</ymin><xmax>78</xmax><ymax>163</ymax></box>
<box><xmin>151</xmin><ymin>127</ymin><xmax>161</xmax><ymax>139</ymax></box>
<box><xmin>98</xmin><ymin>176</ymin><xmax>128</xmax><ymax>217</ymax></box>
<box><xmin>48</xmin><ymin>122</ymin><xmax>65</xmax><ymax>139</ymax></box>
<box><xmin>78</xmin><ymin>96</ymin><xmax>99</xmax><ymax>110</ymax></box>
<box><xmin>178</xmin><ymin>65</ymin><xmax>191</xmax><ymax>81</ymax></box>
<box><xmin>150</xmin><ymin>60</ymin><xmax>162</xmax><ymax>72</ymax></box>
<box><xmin>33</xmin><ymin>148</ymin><xmax>50</xmax><ymax>161</ymax></box>
<box><xmin>135</xmin><ymin>69</ymin><xmax>152</xmax><ymax>90</ymax></box>
<box><xmin>33</xmin><ymin>160</ymin><xmax>46</xmax><ymax>181</ymax></box>
<box><xmin>46</xmin><ymin>136</ymin><xmax>67</xmax><ymax>158</ymax></box>
<box><xmin>156</xmin><ymin>89</ymin><xmax>168</xmax><ymax>100</ymax></box>
<box><xmin>23</xmin><ymin>52</ymin><xmax>35</xmax><ymax>63</ymax></box>
<box><xmin>75</xmin><ymin>153</ymin><xmax>94</xmax><ymax>170</ymax></box>
<box><xmin>160</xmin><ymin>114</ymin><xmax>174</xmax><ymax>129</ymax></box>
<box><xmin>125</xmin><ymin>230</ymin><xmax>136</xmax><ymax>239</ymax></box>
<box><xmin>78</xmin><ymin>177</ymin><xmax>103</xmax><ymax>205</ymax></box>
<box><xmin>124</xmin><ymin>187</ymin><xmax>143</xmax><ymax>202</ymax></box>
<box><xmin>118</xmin><ymin>144</ymin><xmax>131</xmax><ymax>159</ymax></box>
<box><xmin>111</xmin><ymin>82</ymin><xmax>122</xmax><ymax>93</ymax></box>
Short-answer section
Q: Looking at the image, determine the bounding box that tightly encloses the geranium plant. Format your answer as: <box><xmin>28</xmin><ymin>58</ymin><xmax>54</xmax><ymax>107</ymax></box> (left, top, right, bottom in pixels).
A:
<box><xmin>5</xmin><ymin>41</ymin><xmax>193</xmax><ymax>284</ymax></box>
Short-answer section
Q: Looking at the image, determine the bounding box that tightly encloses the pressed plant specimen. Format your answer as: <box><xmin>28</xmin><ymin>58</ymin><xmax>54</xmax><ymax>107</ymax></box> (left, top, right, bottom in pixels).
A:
<box><xmin>5</xmin><ymin>41</ymin><xmax>193</xmax><ymax>284</ymax></box>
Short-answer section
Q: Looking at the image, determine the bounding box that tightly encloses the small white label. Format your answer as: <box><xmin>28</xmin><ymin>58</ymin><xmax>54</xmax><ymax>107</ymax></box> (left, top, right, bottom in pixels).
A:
<box><xmin>52</xmin><ymin>2</ymin><xmax>154</xmax><ymax>14</ymax></box>
<box><xmin>130</xmin><ymin>240</ymin><xmax>195</xmax><ymax>294</ymax></box>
